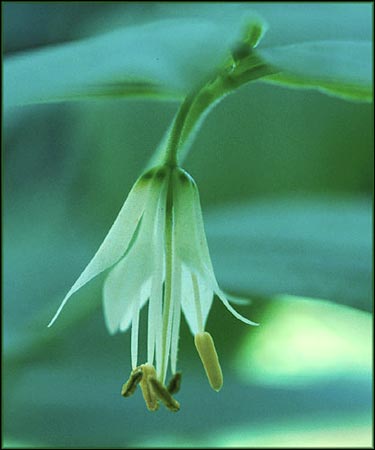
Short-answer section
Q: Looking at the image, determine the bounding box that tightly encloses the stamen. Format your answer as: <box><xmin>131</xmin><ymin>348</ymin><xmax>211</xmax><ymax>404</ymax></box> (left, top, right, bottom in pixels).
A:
<box><xmin>167</xmin><ymin>371</ymin><xmax>182</xmax><ymax>395</ymax></box>
<box><xmin>147</xmin><ymin>273</ymin><xmax>159</xmax><ymax>366</ymax></box>
<box><xmin>139</xmin><ymin>364</ymin><xmax>159</xmax><ymax>412</ymax></box>
<box><xmin>194</xmin><ymin>331</ymin><xmax>223</xmax><ymax>392</ymax></box>
<box><xmin>170</xmin><ymin>263</ymin><xmax>181</xmax><ymax>373</ymax></box>
<box><xmin>122</xmin><ymin>364</ymin><xmax>181</xmax><ymax>412</ymax></box>
<box><xmin>148</xmin><ymin>377</ymin><xmax>180</xmax><ymax>412</ymax></box>
<box><xmin>131</xmin><ymin>298</ymin><xmax>141</xmax><ymax>369</ymax></box>
<box><xmin>192</xmin><ymin>273</ymin><xmax>204</xmax><ymax>332</ymax></box>
<box><xmin>121</xmin><ymin>367</ymin><xmax>143</xmax><ymax>397</ymax></box>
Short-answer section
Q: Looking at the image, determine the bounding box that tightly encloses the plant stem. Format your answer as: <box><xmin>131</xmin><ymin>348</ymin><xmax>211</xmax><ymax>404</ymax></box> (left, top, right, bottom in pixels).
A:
<box><xmin>162</xmin><ymin>51</ymin><xmax>277</xmax><ymax>166</ymax></box>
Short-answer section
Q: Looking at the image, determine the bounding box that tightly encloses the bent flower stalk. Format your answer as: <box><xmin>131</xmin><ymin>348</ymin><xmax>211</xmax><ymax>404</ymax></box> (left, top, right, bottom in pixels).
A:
<box><xmin>49</xmin><ymin>163</ymin><xmax>257</xmax><ymax>411</ymax></box>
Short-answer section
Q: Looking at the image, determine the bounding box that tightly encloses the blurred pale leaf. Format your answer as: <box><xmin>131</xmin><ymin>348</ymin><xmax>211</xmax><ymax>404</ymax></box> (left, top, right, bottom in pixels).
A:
<box><xmin>235</xmin><ymin>295</ymin><xmax>372</xmax><ymax>387</ymax></box>
<box><xmin>4</xmin><ymin>9</ymin><xmax>258</xmax><ymax>109</ymax></box>
<box><xmin>136</xmin><ymin>413</ymin><xmax>372</xmax><ymax>448</ymax></box>
<box><xmin>5</xmin><ymin>4</ymin><xmax>372</xmax><ymax>111</ymax></box>
<box><xmin>259</xmin><ymin>41</ymin><xmax>373</xmax><ymax>101</ymax></box>
<box><xmin>248</xmin><ymin>3</ymin><xmax>372</xmax><ymax>46</ymax></box>
<box><xmin>205</xmin><ymin>195</ymin><xmax>372</xmax><ymax>311</ymax></box>
<box><xmin>154</xmin><ymin>3</ymin><xmax>372</xmax><ymax>46</ymax></box>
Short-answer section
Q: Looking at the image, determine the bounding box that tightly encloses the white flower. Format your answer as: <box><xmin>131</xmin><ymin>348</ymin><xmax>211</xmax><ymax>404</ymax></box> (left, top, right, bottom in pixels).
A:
<box><xmin>49</xmin><ymin>163</ymin><xmax>257</xmax><ymax>411</ymax></box>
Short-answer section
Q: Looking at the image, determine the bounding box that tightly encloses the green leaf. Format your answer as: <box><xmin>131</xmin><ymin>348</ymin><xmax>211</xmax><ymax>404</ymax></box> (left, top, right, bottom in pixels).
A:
<box><xmin>258</xmin><ymin>41</ymin><xmax>373</xmax><ymax>101</ymax></box>
<box><xmin>248</xmin><ymin>3</ymin><xmax>372</xmax><ymax>46</ymax></box>
<box><xmin>4</xmin><ymin>10</ymin><xmax>263</xmax><ymax>109</ymax></box>
<box><xmin>205</xmin><ymin>196</ymin><xmax>372</xmax><ymax>311</ymax></box>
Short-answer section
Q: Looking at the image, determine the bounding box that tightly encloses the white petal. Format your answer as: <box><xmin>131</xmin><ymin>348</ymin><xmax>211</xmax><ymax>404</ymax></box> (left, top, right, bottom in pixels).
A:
<box><xmin>191</xmin><ymin>178</ymin><xmax>225</xmax><ymax>283</ymax></box>
<box><xmin>147</xmin><ymin>181</ymin><xmax>166</xmax><ymax>366</ymax></box>
<box><xmin>103</xmin><ymin>173</ymin><xmax>167</xmax><ymax>334</ymax></box>
<box><xmin>180</xmin><ymin>264</ymin><xmax>214</xmax><ymax>335</ymax></box>
<box><xmin>170</xmin><ymin>262</ymin><xmax>182</xmax><ymax>374</ymax></box>
<box><xmin>173</xmin><ymin>169</ymin><xmax>214</xmax><ymax>278</ymax></box>
<box><xmin>193</xmin><ymin>187</ymin><xmax>259</xmax><ymax>326</ymax></box>
<box><xmin>119</xmin><ymin>279</ymin><xmax>151</xmax><ymax>333</ymax></box>
<box><xmin>225</xmin><ymin>293</ymin><xmax>252</xmax><ymax>306</ymax></box>
<box><xmin>215</xmin><ymin>288</ymin><xmax>259</xmax><ymax>326</ymax></box>
<box><xmin>103</xmin><ymin>249</ymin><xmax>152</xmax><ymax>335</ymax></box>
<box><xmin>131</xmin><ymin>296</ymin><xmax>141</xmax><ymax>369</ymax></box>
<box><xmin>173</xmin><ymin>169</ymin><xmax>258</xmax><ymax>327</ymax></box>
<box><xmin>159</xmin><ymin>242</ymin><xmax>176</xmax><ymax>383</ymax></box>
<box><xmin>48</xmin><ymin>175</ymin><xmax>150</xmax><ymax>327</ymax></box>
<box><xmin>148</xmin><ymin>261</ymin><xmax>164</xmax><ymax>368</ymax></box>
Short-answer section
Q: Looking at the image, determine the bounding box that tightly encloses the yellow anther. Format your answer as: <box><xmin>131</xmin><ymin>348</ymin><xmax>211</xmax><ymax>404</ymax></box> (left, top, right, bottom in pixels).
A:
<box><xmin>194</xmin><ymin>332</ymin><xmax>223</xmax><ymax>392</ymax></box>
<box><xmin>148</xmin><ymin>377</ymin><xmax>180</xmax><ymax>412</ymax></box>
<box><xmin>122</xmin><ymin>364</ymin><xmax>181</xmax><ymax>412</ymax></box>
<box><xmin>167</xmin><ymin>371</ymin><xmax>182</xmax><ymax>395</ymax></box>
<box><xmin>121</xmin><ymin>367</ymin><xmax>143</xmax><ymax>397</ymax></box>
<box><xmin>139</xmin><ymin>364</ymin><xmax>159</xmax><ymax>412</ymax></box>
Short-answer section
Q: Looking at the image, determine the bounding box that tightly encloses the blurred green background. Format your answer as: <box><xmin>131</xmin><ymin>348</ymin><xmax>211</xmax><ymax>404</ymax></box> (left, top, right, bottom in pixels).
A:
<box><xmin>3</xmin><ymin>3</ymin><xmax>373</xmax><ymax>448</ymax></box>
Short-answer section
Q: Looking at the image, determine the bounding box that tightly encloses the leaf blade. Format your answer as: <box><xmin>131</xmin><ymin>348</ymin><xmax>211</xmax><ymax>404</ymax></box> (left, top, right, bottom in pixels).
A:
<box><xmin>4</xmin><ymin>13</ymin><xmax>260</xmax><ymax>109</ymax></box>
<box><xmin>205</xmin><ymin>196</ymin><xmax>372</xmax><ymax>311</ymax></box>
<box><xmin>258</xmin><ymin>41</ymin><xmax>373</xmax><ymax>101</ymax></box>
